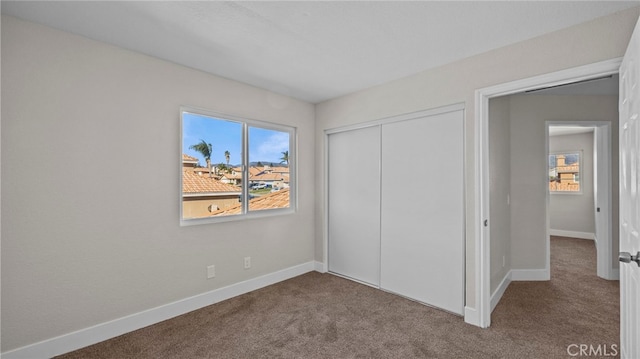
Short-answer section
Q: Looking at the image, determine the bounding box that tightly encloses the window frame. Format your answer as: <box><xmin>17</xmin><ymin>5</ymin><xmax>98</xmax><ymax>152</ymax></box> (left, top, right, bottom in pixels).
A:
<box><xmin>549</xmin><ymin>150</ymin><xmax>583</xmax><ymax>195</ymax></box>
<box><xmin>180</xmin><ymin>106</ymin><xmax>297</xmax><ymax>226</ymax></box>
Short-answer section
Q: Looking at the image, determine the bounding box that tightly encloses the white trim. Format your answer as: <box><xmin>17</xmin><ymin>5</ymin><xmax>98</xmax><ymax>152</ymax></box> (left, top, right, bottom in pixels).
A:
<box><xmin>474</xmin><ymin>77</ymin><xmax>492</xmax><ymax>329</ymax></box>
<box><xmin>474</xmin><ymin>58</ymin><xmax>621</xmax><ymax>329</ymax></box>
<box><xmin>324</xmin><ymin>103</ymin><xmax>465</xmax><ymax>135</ymax></box>
<box><xmin>323</xmin><ymin>131</ymin><xmax>330</xmax><ymax>276</ymax></box>
<box><xmin>610</xmin><ymin>268</ymin><xmax>620</xmax><ymax>281</ymax></box>
<box><xmin>511</xmin><ymin>269</ymin><xmax>550</xmax><ymax>281</ymax></box>
<box><xmin>491</xmin><ymin>271</ymin><xmax>512</xmax><ymax>312</ymax></box>
<box><xmin>1</xmin><ymin>262</ymin><xmax>315</xmax><ymax>359</ymax></box>
<box><xmin>179</xmin><ymin>105</ymin><xmax>298</xmax><ymax>227</ymax></box>
<box><xmin>549</xmin><ymin>229</ymin><xmax>595</xmax><ymax>240</ymax></box>
<box><xmin>314</xmin><ymin>261</ymin><xmax>326</xmax><ymax>273</ymax></box>
<box><xmin>463</xmin><ymin>306</ymin><xmax>480</xmax><ymax>327</ymax></box>
<box><xmin>182</xmin><ymin>192</ymin><xmax>242</xmax><ymax>197</ymax></box>
<box><xmin>594</xmin><ymin>124</ymin><xmax>614</xmax><ymax>280</ymax></box>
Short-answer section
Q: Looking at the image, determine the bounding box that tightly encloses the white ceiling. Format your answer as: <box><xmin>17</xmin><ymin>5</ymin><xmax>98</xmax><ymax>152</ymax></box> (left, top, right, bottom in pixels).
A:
<box><xmin>549</xmin><ymin>126</ymin><xmax>595</xmax><ymax>137</ymax></box>
<box><xmin>2</xmin><ymin>1</ymin><xmax>638</xmax><ymax>103</ymax></box>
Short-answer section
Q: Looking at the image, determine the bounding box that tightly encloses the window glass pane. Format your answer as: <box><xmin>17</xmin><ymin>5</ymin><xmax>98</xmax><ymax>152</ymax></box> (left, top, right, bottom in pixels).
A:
<box><xmin>182</xmin><ymin>112</ymin><xmax>242</xmax><ymax>219</ymax></box>
<box><xmin>248</xmin><ymin>126</ymin><xmax>291</xmax><ymax>212</ymax></box>
<box><xmin>549</xmin><ymin>152</ymin><xmax>580</xmax><ymax>192</ymax></box>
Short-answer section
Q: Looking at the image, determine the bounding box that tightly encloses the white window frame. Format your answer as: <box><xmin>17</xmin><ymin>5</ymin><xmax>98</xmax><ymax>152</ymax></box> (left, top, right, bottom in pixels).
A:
<box><xmin>180</xmin><ymin>106</ymin><xmax>296</xmax><ymax>226</ymax></box>
<box><xmin>549</xmin><ymin>150</ymin><xmax>583</xmax><ymax>195</ymax></box>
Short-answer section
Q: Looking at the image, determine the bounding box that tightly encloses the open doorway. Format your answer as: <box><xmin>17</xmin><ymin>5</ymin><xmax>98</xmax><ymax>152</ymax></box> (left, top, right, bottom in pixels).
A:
<box><xmin>474</xmin><ymin>59</ymin><xmax>621</xmax><ymax>328</ymax></box>
<box><xmin>546</xmin><ymin>122</ymin><xmax>616</xmax><ymax>281</ymax></box>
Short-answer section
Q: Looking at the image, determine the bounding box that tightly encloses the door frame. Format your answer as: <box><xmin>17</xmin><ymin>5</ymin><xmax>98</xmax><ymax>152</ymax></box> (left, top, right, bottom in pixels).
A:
<box><xmin>545</xmin><ymin>121</ymin><xmax>614</xmax><ymax>280</ymax></box>
<box><xmin>474</xmin><ymin>58</ymin><xmax>621</xmax><ymax>328</ymax></box>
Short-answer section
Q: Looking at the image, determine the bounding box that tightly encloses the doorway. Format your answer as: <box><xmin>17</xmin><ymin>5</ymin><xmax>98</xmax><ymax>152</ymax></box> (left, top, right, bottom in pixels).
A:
<box><xmin>474</xmin><ymin>58</ymin><xmax>621</xmax><ymax>328</ymax></box>
<box><xmin>546</xmin><ymin>122</ymin><xmax>615</xmax><ymax>281</ymax></box>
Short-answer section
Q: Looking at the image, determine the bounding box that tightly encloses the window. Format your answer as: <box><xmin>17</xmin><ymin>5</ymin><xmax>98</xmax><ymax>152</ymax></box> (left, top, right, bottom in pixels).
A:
<box><xmin>549</xmin><ymin>151</ymin><xmax>581</xmax><ymax>193</ymax></box>
<box><xmin>181</xmin><ymin>107</ymin><xmax>295</xmax><ymax>225</ymax></box>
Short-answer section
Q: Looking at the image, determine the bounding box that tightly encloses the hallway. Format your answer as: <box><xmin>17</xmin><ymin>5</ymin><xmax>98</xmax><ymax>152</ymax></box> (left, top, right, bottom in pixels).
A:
<box><xmin>491</xmin><ymin>236</ymin><xmax>620</xmax><ymax>356</ymax></box>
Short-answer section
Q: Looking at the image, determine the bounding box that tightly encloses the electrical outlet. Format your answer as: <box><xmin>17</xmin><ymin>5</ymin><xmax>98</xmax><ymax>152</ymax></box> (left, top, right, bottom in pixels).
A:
<box><xmin>244</xmin><ymin>256</ymin><xmax>251</xmax><ymax>269</ymax></box>
<box><xmin>207</xmin><ymin>265</ymin><xmax>215</xmax><ymax>279</ymax></box>
<box><xmin>502</xmin><ymin>255</ymin><xmax>506</xmax><ymax>268</ymax></box>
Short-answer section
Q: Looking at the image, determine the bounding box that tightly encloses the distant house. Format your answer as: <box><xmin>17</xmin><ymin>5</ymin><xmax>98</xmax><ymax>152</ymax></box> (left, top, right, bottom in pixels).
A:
<box><xmin>221</xmin><ymin>165</ymin><xmax>290</xmax><ymax>188</ymax></box>
<box><xmin>262</xmin><ymin>165</ymin><xmax>289</xmax><ymax>176</ymax></box>
<box><xmin>210</xmin><ymin>188</ymin><xmax>290</xmax><ymax>216</ymax></box>
<box><xmin>182</xmin><ymin>154</ymin><xmax>199</xmax><ymax>168</ymax></box>
<box><xmin>219</xmin><ymin>170</ymin><xmax>242</xmax><ymax>186</ymax></box>
<box><xmin>549</xmin><ymin>154</ymin><xmax>580</xmax><ymax>192</ymax></box>
<box><xmin>182</xmin><ymin>154</ymin><xmax>241</xmax><ymax>218</ymax></box>
<box><xmin>249</xmin><ymin>165</ymin><xmax>290</xmax><ymax>189</ymax></box>
<box><xmin>250</xmin><ymin>172</ymin><xmax>289</xmax><ymax>189</ymax></box>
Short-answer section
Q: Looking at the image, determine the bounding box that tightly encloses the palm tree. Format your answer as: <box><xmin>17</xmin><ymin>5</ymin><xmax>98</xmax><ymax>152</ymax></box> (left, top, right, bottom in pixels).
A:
<box><xmin>225</xmin><ymin>150</ymin><xmax>230</xmax><ymax>166</ymax></box>
<box><xmin>189</xmin><ymin>139</ymin><xmax>213</xmax><ymax>178</ymax></box>
<box><xmin>279</xmin><ymin>150</ymin><xmax>289</xmax><ymax>165</ymax></box>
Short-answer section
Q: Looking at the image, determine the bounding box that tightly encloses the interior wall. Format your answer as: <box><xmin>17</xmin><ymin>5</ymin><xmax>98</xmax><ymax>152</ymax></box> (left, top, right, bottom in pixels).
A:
<box><xmin>488</xmin><ymin>97</ymin><xmax>511</xmax><ymax>294</ymax></box>
<box><xmin>315</xmin><ymin>6</ymin><xmax>639</xmax><ymax>310</ymax></box>
<box><xmin>508</xmin><ymin>94</ymin><xmax>618</xmax><ymax>271</ymax></box>
<box><xmin>549</xmin><ymin>132</ymin><xmax>596</xmax><ymax>236</ymax></box>
<box><xmin>1</xmin><ymin>15</ymin><xmax>315</xmax><ymax>352</ymax></box>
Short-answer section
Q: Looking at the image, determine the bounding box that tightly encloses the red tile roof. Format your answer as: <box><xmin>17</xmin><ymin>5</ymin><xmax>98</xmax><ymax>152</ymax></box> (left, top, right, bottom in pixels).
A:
<box><xmin>183</xmin><ymin>154</ymin><xmax>198</xmax><ymax>163</ymax></box>
<box><xmin>182</xmin><ymin>170</ymin><xmax>241</xmax><ymax>194</ymax></box>
<box><xmin>250</xmin><ymin>173</ymin><xmax>286</xmax><ymax>181</ymax></box>
<box><xmin>210</xmin><ymin>188</ymin><xmax>290</xmax><ymax>215</ymax></box>
<box><xmin>248</xmin><ymin>167</ymin><xmax>262</xmax><ymax>176</ymax></box>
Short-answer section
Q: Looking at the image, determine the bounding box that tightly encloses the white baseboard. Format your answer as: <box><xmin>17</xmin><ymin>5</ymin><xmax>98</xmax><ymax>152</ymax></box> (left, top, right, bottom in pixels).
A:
<box><xmin>490</xmin><ymin>271</ymin><xmax>512</xmax><ymax>312</ymax></box>
<box><xmin>464</xmin><ymin>306</ymin><xmax>480</xmax><ymax>327</ymax></box>
<box><xmin>549</xmin><ymin>229</ymin><xmax>594</xmax><ymax>240</ymax></box>
<box><xmin>1</xmin><ymin>261</ymin><xmax>316</xmax><ymax>359</ymax></box>
<box><xmin>610</xmin><ymin>268</ymin><xmax>620</xmax><ymax>280</ymax></box>
<box><xmin>511</xmin><ymin>269</ymin><xmax>550</xmax><ymax>281</ymax></box>
<box><xmin>314</xmin><ymin>260</ymin><xmax>327</xmax><ymax>273</ymax></box>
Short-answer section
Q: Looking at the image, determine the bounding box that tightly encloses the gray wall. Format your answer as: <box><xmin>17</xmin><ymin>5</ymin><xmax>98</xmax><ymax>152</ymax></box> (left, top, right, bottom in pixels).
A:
<box><xmin>3</xmin><ymin>5</ymin><xmax>638</xmax><ymax>353</ymax></box>
<box><xmin>488</xmin><ymin>95</ymin><xmax>617</xmax><ymax>295</ymax></box>
<box><xmin>1</xmin><ymin>16</ymin><xmax>316</xmax><ymax>351</ymax></box>
<box><xmin>549</xmin><ymin>132</ymin><xmax>596</xmax><ymax>236</ymax></box>
<box><xmin>315</xmin><ymin>6</ymin><xmax>638</xmax><ymax>308</ymax></box>
<box><xmin>508</xmin><ymin>94</ymin><xmax>618</xmax><ymax>271</ymax></box>
<box><xmin>489</xmin><ymin>97</ymin><xmax>511</xmax><ymax>294</ymax></box>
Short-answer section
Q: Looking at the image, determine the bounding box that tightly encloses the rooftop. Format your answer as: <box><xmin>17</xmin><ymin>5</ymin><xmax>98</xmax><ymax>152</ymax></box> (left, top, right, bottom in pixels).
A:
<box><xmin>182</xmin><ymin>170</ymin><xmax>241</xmax><ymax>195</ymax></box>
<box><xmin>210</xmin><ymin>188</ymin><xmax>290</xmax><ymax>216</ymax></box>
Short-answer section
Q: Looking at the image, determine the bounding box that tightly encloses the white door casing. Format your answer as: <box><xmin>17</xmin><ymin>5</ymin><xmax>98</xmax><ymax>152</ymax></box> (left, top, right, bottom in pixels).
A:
<box><xmin>593</xmin><ymin>125</ymin><xmax>614</xmax><ymax>280</ymax></box>
<box><xmin>474</xmin><ymin>58</ymin><xmax>622</xmax><ymax>328</ymax></box>
<box><xmin>618</xmin><ymin>16</ymin><xmax>640</xmax><ymax>359</ymax></box>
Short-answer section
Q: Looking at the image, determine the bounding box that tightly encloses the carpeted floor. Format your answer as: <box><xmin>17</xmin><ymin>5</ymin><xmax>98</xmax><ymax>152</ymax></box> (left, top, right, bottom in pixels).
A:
<box><xmin>56</xmin><ymin>236</ymin><xmax>619</xmax><ymax>358</ymax></box>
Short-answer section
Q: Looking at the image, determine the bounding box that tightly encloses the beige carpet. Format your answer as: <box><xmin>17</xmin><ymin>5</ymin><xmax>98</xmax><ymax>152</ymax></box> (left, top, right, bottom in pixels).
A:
<box><xmin>57</xmin><ymin>236</ymin><xmax>619</xmax><ymax>358</ymax></box>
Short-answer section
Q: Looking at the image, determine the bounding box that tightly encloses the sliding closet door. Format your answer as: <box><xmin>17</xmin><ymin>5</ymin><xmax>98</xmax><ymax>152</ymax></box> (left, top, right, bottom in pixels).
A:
<box><xmin>380</xmin><ymin>110</ymin><xmax>464</xmax><ymax>314</ymax></box>
<box><xmin>328</xmin><ymin>126</ymin><xmax>381</xmax><ymax>286</ymax></box>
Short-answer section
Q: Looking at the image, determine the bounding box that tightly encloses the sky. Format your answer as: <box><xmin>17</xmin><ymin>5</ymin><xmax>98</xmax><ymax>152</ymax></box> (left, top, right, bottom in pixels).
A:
<box><xmin>549</xmin><ymin>153</ymin><xmax>579</xmax><ymax>169</ymax></box>
<box><xmin>182</xmin><ymin>112</ymin><xmax>290</xmax><ymax>167</ymax></box>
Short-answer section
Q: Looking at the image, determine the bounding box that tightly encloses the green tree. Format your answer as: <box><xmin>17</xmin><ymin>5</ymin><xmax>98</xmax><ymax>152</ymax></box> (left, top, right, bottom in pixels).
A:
<box><xmin>189</xmin><ymin>139</ymin><xmax>213</xmax><ymax>178</ymax></box>
<box><xmin>279</xmin><ymin>151</ymin><xmax>289</xmax><ymax>165</ymax></box>
<box><xmin>224</xmin><ymin>150</ymin><xmax>230</xmax><ymax>166</ymax></box>
<box><xmin>217</xmin><ymin>163</ymin><xmax>228</xmax><ymax>173</ymax></box>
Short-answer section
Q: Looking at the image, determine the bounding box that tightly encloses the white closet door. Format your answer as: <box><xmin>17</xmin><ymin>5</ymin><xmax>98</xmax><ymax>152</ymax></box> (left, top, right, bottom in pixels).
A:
<box><xmin>380</xmin><ymin>110</ymin><xmax>464</xmax><ymax>314</ymax></box>
<box><xmin>328</xmin><ymin>126</ymin><xmax>381</xmax><ymax>286</ymax></box>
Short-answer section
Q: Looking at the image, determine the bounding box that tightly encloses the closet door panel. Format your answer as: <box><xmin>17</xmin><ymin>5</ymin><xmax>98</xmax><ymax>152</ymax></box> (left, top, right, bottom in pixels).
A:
<box><xmin>380</xmin><ymin>110</ymin><xmax>464</xmax><ymax>314</ymax></box>
<box><xmin>328</xmin><ymin>126</ymin><xmax>381</xmax><ymax>286</ymax></box>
